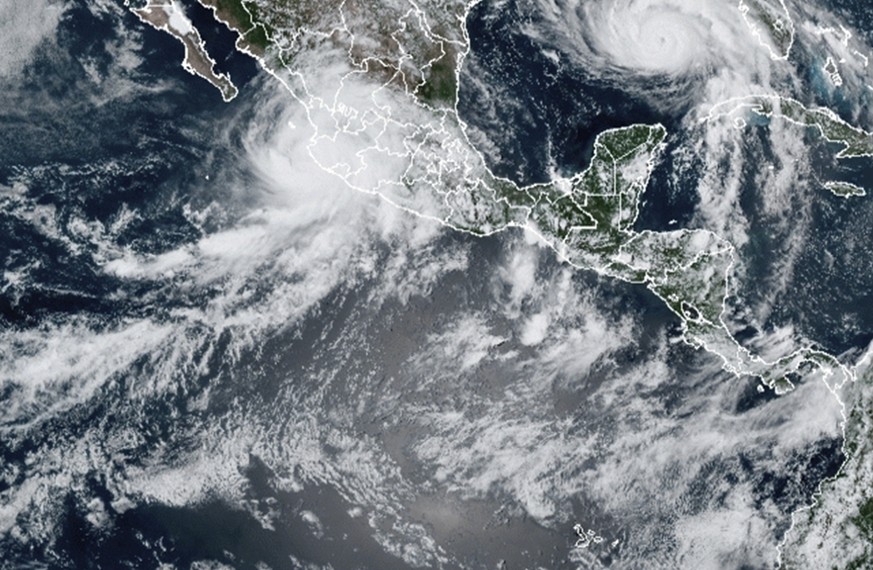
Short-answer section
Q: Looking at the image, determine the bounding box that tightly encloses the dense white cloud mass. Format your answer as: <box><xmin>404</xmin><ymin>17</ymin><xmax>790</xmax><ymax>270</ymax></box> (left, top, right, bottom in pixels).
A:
<box><xmin>0</xmin><ymin>77</ymin><xmax>456</xmax><ymax>562</ymax></box>
<box><xmin>2</xmin><ymin>0</ymin><xmax>872</xmax><ymax>568</ymax></box>
<box><xmin>522</xmin><ymin>0</ymin><xmax>795</xmax><ymax>111</ymax></box>
<box><xmin>517</xmin><ymin>0</ymin><xmax>873</xmax><ymax>352</ymax></box>
<box><xmin>522</xmin><ymin>0</ymin><xmax>873</xmax><ymax>121</ymax></box>
<box><xmin>571</xmin><ymin>0</ymin><xmax>730</xmax><ymax>76</ymax></box>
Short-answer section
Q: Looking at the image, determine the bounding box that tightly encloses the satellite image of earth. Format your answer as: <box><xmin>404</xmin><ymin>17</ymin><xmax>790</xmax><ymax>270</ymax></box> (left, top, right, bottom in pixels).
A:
<box><xmin>3</xmin><ymin>0</ymin><xmax>873</xmax><ymax>568</ymax></box>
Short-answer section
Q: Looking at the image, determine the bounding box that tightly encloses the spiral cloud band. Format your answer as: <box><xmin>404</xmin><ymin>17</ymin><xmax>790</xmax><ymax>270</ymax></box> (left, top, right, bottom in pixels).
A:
<box><xmin>581</xmin><ymin>1</ymin><xmax>722</xmax><ymax>75</ymax></box>
<box><xmin>524</xmin><ymin>0</ymin><xmax>807</xmax><ymax>112</ymax></box>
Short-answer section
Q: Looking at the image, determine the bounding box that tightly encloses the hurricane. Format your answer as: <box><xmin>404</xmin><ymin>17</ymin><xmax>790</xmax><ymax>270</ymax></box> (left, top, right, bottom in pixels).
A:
<box><xmin>3</xmin><ymin>0</ymin><xmax>873</xmax><ymax>568</ymax></box>
<box><xmin>573</xmin><ymin>0</ymin><xmax>727</xmax><ymax>76</ymax></box>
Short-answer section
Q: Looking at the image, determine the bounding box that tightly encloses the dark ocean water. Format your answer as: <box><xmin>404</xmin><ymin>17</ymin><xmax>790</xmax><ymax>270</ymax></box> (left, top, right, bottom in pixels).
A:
<box><xmin>458</xmin><ymin>0</ymin><xmax>677</xmax><ymax>184</ymax></box>
<box><xmin>457</xmin><ymin>0</ymin><xmax>873</xmax><ymax>358</ymax></box>
<box><xmin>728</xmin><ymin>122</ymin><xmax>873</xmax><ymax>356</ymax></box>
<box><xmin>0</xmin><ymin>1</ymin><xmax>859</xmax><ymax>568</ymax></box>
<box><xmin>0</xmin><ymin>2</ymin><xmax>266</xmax><ymax>567</ymax></box>
<box><xmin>0</xmin><ymin>0</ymin><xmax>260</xmax><ymax>328</ymax></box>
<box><xmin>457</xmin><ymin>1</ymin><xmax>706</xmax><ymax>235</ymax></box>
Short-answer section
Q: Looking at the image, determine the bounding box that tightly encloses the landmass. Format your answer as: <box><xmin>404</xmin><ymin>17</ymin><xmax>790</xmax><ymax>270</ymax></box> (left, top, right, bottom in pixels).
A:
<box><xmin>128</xmin><ymin>0</ymin><xmax>238</xmax><ymax>101</ymax></box>
<box><xmin>128</xmin><ymin>2</ymin><xmax>873</xmax><ymax>565</ymax></box>
<box><xmin>706</xmin><ymin>95</ymin><xmax>873</xmax><ymax>158</ymax></box>
<box><xmin>780</xmin><ymin>359</ymin><xmax>873</xmax><ymax>568</ymax></box>
<box><xmin>705</xmin><ymin>94</ymin><xmax>873</xmax><ymax>197</ymax></box>
<box><xmin>122</xmin><ymin>0</ymin><xmax>866</xmax><ymax>398</ymax></box>
<box><xmin>738</xmin><ymin>0</ymin><xmax>795</xmax><ymax>60</ymax></box>
<box><xmin>825</xmin><ymin>181</ymin><xmax>867</xmax><ymax>198</ymax></box>
<box><xmin>196</xmin><ymin>0</ymin><xmax>272</xmax><ymax>56</ymax></box>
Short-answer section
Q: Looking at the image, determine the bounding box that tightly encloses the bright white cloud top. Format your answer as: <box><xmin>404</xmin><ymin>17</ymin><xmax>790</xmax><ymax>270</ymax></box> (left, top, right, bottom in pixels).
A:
<box><xmin>2</xmin><ymin>0</ymin><xmax>873</xmax><ymax>568</ymax></box>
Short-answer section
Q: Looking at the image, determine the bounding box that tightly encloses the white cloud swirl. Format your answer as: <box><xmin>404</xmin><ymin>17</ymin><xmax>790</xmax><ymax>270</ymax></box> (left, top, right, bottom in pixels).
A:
<box><xmin>580</xmin><ymin>1</ymin><xmax>719</xmax><ymax>76</ymax></box>
<box><xmin>524</xmin><ymin>0</ymin><xmax>800</xmax><ymax>112</ymax></box>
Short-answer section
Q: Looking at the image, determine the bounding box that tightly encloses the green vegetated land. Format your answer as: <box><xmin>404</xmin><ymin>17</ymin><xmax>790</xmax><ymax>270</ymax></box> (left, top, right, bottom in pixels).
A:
<box><xmin>201</xmin><ymin>0</ymin><xmax>272</xmax><ymax>52</ymax></box>
<box><xmin>190</xmin><ymin>1</ymin><xmax>863</xmax><ymax>398</ymax></box>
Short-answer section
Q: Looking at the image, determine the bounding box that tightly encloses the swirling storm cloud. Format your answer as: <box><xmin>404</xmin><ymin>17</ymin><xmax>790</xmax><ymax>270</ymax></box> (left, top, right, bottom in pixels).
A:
<box><xmin>2</xmin><ymin>0</ymin><xmax>873</xmax><ymax>569</ymax></box>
